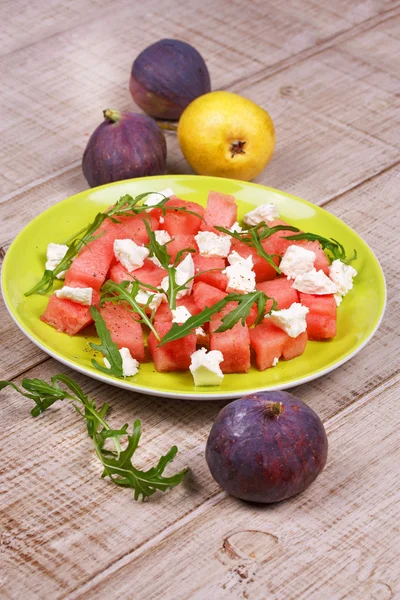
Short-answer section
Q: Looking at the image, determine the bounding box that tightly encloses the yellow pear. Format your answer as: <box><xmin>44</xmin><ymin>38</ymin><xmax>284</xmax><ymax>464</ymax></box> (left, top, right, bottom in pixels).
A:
<box><xmin>177</xmin><ymin>91</ymin><xmax>275</xmax><ymax>181</ymax></box>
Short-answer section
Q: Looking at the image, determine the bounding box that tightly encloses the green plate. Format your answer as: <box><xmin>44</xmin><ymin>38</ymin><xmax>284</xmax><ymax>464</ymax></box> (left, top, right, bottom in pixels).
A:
<box><xmin>1</xmin><ymin>175</ymin><xmax>386</xmax><ymax>399</ymax></box>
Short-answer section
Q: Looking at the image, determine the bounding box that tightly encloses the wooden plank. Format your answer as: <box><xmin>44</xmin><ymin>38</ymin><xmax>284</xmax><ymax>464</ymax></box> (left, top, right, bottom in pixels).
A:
<box><xmin>1</xmin><ymin>1</ymin><xmax>400</xmax><ymax>200</ymax></box>
<box><xmin>70</xmin><ymin>378</ymin><xmax>400</xmax><ymax>600</ymax></box>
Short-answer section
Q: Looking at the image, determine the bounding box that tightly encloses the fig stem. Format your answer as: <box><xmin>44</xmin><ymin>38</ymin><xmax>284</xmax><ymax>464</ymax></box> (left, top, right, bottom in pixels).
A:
<box><xmin>156</xmin><ymin>120</ymin><xmax>178</xmax><ymax>132</ymax></box>
<box><xmin>264</xmin><ymin>402</ymin><xmax>284</xmax><ymax>417</ymax></box>
<box><xmin>103</xmin><ymin>109</ymin><xmax>122</xmax><ymax>123</ymax></box>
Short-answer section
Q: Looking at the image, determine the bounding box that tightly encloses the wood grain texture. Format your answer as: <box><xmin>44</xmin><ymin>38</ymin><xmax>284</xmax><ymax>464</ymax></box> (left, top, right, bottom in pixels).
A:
<box><xmin>75</xmin><ymin>378</ymin><xmax>399</xmax><ymax>600</ymax></box>
<box><xmin>1</xmin><ymin>1</ymin><xmax>400</xmax><ymax>199</ymax></box>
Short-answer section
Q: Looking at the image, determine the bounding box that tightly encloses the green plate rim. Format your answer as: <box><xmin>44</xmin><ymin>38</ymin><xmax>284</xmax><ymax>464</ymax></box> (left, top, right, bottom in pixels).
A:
<box><xmin>1</xmin><ymin>175</ymin><xmax>386</xmax><ymax>399</ymax></box>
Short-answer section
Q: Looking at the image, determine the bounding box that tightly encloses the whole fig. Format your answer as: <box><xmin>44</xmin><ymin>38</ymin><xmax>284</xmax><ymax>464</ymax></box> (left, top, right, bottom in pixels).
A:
<box><xmin>130</xmin><ymin>39</ymin><xmax>211</xmax><ymax>120</ymax></box>
<box><xmin>206</xmin><ymin>391</ymin><xmax>328</xmax><ymax>504</ymax></box>
<box><xmin>82</xmin><ymin>109</ymin><xmax>167</xmax><ymax>187</ymax></box>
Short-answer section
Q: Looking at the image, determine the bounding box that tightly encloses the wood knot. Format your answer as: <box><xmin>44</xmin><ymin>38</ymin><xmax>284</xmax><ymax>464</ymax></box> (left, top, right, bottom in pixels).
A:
<box><xmin>280</xmin><ymin>85</ymin><xmax>302</xmax><ymax>98</ymax></box>
<box><xmin>223</xmin><ymin>530</ymin><xmax>280</xmax><ymax>562</ymax></box>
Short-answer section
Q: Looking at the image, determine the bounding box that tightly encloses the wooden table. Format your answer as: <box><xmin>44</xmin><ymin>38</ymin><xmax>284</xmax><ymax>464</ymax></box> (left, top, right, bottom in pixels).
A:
<box><xmin>1</xmin><ymin>1</ymin><xmax>399</xmax><ymax>598</ymax></box>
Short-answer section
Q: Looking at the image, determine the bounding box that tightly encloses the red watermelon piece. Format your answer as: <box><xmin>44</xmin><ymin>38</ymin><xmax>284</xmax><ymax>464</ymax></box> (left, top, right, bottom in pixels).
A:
<box><xmin>166</xmin><ymin>234</ymin><xmax>197</xmax><ymax>263</ymax></box>
<box><xmin>99</xmin><ymin>302</ymin><xmax>146</xmax><ymax>362</ymax></box>
<box><xmin>193</xmin><ymin>255</ymin><xmax>228</xmax><ymax>291</ymax></box>
<box><xmin>299</xmin><ymin>293</ymin><xmax>337</xmax><ymax>340</ymax></box>
<box><xmin>158</xmin><ymin>197</ymin><xmax>204</xmax><ymax>235</ymax></box>
<box><xmin>257</xmin><ymin>277</ymin><xmax>299</xmax><ymax>311</ymax></box>
<box><xmin>109</xmin><ymin>258</ymin><xmax>167</xmax><ymax>287</ymax></box>
<box><xmin>117</xmin><ymin>214</ymin><xmax>159</xmax><ymax>245</ymax></box>
<box><xmin>231</xmin><ymin>238</ymin><xmax>278</xmax><ymax>282</ymax></box>
<box><xmin>201</xmin><ymin>191</ymin><xmax>237</xmax><ymax>233</ymax></box>
<box><xmin>249</xmin><ymin>320</ymin><xmax>288</xmax><ymax>371</ymax></box>
<box><xmin>210</xmin><ymin>302</ymin><xmax>250</xmax><ymax>373</ymax></box>
<box><xmin>41</xmin><ymin>287</ymin><xmax>100</xmax><ymax>336</ymax></box>
<box><xmin>282</xmin><ymin>331</ymin><xmax>308</xmax><ymax>360</ymax></box>
<box><xmin>192</xmin><ymin>281</ymin><xmax>227</xmax><ymax>312</ymax></box>
<box><xmin>148</xmin><ymin>321</ymin><xmax>196</xmax><ymax>372</ymax></box>
<box><xmin>262</xmin><ymin>219</ymin><xmax>301</xmax><ymax>257</ymax></box>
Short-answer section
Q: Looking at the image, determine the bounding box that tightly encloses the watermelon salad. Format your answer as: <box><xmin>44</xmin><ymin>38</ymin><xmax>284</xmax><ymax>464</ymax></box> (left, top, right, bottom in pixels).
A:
<box><xmin>28</xmin><ymin>189</ymin><xmax>357</xmax><ymax>386</ymax></box>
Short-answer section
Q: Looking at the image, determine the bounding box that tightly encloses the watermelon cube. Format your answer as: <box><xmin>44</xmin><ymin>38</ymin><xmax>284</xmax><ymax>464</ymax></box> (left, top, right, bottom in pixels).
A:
<box><xmin>148</xmin><ymin>321</ymin><xmax>196</xmax><ymax>372</ymax></box>
<box><xmin>249</xmin><ymin>321</ymin><xmax>288</xmax><ymax>371</ymax></box>
<box><xmin>201</xmin><ymin>191</ymin><xmax>237</xmax><ymax>232</ymax></box>
<box><xmin>210</xmin><ymin>303</ymin><xmax>250</xmax><ymax>373</ymax></box>
<box><xmin>282</xmin><ymin>331</ymin><xmax>308</xmax><ymax>360</ymax></box>
<box><xmin>117</xmin><ymin>214</ymin><xmax>159</xmax><ymax>245</ymax></box>
<box><xmin>193</xmin><ymin>255</ymin><xmax>228</xmax><ymax>291</ymax></box>
<box><xmin>262</xmin><ymin>219</ymin><xmax>301</xmax><ymax>257</ymax></box>
<box><xmin>166</xmin><ymin>234</ymin><xmax>197</xmax><ymax>263</ymax></box>
<box><xmin>100</xmin><ymin>302</ymin><xmax>146</xmax><ymax>362</ymax></box>
<box><xmin>160</xmin><ymin>198</ymin><xmax>204</xmax><ymax>235</ymax></box>
<box><xmin>231</xmin><ymin>238</ymin><xmax>278</xmax><ymax>282</ymax></box>
<box><xmin>299</xmin><ymin>293</ymin><xmax>337</xmax><ymax>340</ymax></box>
<box><xmin>257</xmin><ymin>277</ymin><xmax>299</xmax><ymax>311</ymax></box>
<box><xmin>41</xmin><ymin>286</ymin><xmax>100</xmax><ymax>336</ymax></box>
<box><xmin>192</xmin><ymin>281</ymin><xmax>227</xmax><ymax>312</ymax></box>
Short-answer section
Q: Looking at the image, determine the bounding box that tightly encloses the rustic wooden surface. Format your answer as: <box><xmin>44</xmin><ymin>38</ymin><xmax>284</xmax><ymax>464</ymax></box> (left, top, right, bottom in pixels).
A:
<box><xmin>0</xmin><ymin>1</ymin><xmax>399</xmax><ymax>598</ymax></box>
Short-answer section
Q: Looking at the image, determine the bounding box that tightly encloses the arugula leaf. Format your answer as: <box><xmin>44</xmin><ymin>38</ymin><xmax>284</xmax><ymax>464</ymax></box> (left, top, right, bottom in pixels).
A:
<box><xmin>158</xmin><ymin>290</ymin><xmax>277</xmax><ymax>346</ymax></box>
<box><xmin>100</xmin><ymin>279</ymin><xmax>160</xmax><ymax>341</ymax></box>
<box><xmin>89</xmin><ymin>306</ymin><xmax>124</xmax><ymax>377</ymax></box>
<box><xmin>285</xmin><ymin>232</ymin><xmax>357</xmax><ymax>264</ymax></box>
<box><xmin>215</xmin><ymin>222</ymin><xmax>300</xmax><ymax>274</ymax></box>
<box><xmin>0</xmin><ymin>374</ymin><xmax>187</xmax><ymax>500</ymax></box>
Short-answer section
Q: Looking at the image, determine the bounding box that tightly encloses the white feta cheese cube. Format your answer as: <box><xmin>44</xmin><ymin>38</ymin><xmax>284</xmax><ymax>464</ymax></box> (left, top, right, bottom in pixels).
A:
<box><xmin>243</xmin><ymin>203</ymin><xmax>279</xmax><ymax>226</ymax></box>
<box><xmin>114</xmin><ymin>239</ymin><xmax>149</xmax><ymax>272</ymax></box>
<box><xmin>280</xmin><ymin>245</ymin><xmax>316</xmax><ymax>280</ymax></box>
<box><xmin>292</xmin><ymin>268</ymin><xmax>338</xmax><ymax>295</ymax></box>
<box><xmin>55</xmin><ymin>286</ymin><xmax>93</xmax><ymax>305</ymax></box>
<box><xmin>155</xmin><ymin>230</ymin><xmax>171</xmax><ymax>246</ymax></box>
<box><xmin>171</xmin><ymin>306</ymin><xmax>192</xmax><ymax>324</ymax></box>
<box><xmin>223</xmin><ymin>251</ymin><xmax>256</xmax><ymax>293</ymax></box>
<box><xmin>189</xmin><ymin>347</ymin><xmax>224</xmax><ymax>386</ymax></box>
<box><xmin>46</xmin><ymin>243</ymin><xmax>69</xmax><ymax>279</ymax></box>
<box><xmin>162</xmin><ymin>253</ymin><xmax>195</xmax><ymax>299</ymax></box>
<box><xmin>194</xmin><ymin>231</ymin><xmax>231</xmax><ymax>257</ymax></box>
<box><xmin>329</xmin><ymin>259</ymin><xmax>358</xmax><ymax>306</ymax></box>
<box><xmin>104</xmin><ymin>347</ymin><xmax>139</xmax><ymax>377</ymax></box>
<box><xmin>143</xmin><ymin>188</ymin><xmax>174</xmax><ymax>207</ymax></box>
<box><xmin>269</xmin><ymin>302</ymin><xmax>309</xmax><ymax>338</ymax></box>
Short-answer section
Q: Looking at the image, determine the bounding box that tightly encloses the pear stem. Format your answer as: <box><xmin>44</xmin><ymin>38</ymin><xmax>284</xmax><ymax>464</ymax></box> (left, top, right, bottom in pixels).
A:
<box><xmin>156</xmin><ymin>120</ymin><xmax>178</xmax><ymax>132</ymax></box>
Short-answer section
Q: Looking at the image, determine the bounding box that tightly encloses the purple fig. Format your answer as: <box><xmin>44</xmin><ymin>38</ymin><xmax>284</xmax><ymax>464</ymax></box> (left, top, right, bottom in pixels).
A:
<box><xmin>206</xmin><ymin>391</ymin><xmax>328</xmax><ymax>504</ymax></box>
<box><xmin>82</xmin><ymin>109</ymin><xmax>167</xmax><ymax>187</ymax></box>
<box><xmin>130</xmin><ymin>39</ymin><xmax>211</xmax><ymax>120</ymax></box>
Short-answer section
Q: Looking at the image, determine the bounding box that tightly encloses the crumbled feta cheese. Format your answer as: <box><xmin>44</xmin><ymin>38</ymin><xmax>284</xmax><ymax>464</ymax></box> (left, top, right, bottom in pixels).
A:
<box><xmin>55</xmin><ymin>286</ymin><xmax>93</xmax><ymax>305</ymax></box>
<box><xmin>171</xmin><ymin>306</ymin><xmax>192</xmax><ymax>324</ymax></box>
<box><xmin>223</xmin><ymin>251</ymin><xmax>256</xmax><ymax>293</ymax></box>
<box><xmin>189</xmin><ymin>347</ymin><xmax>224</xmax><ymax>386</ymax></box>
<box><xmin>272</xmin><ymin>357</ymin><xmax>279</xmax><ymax>367</ymax></box>
<box><xmin>161</xmin><ymin>254</ymin><xmax>195</xmax><ymax>299</ymax></box>
<box><xmin>104</xmin><ymin>347</ymin><xmax>139</xmax><ymax>377</ymax></box>
<box><xmin>143</xmin><ymin>188</ymin><xmax>174</xmax><ymax>207</ymax></box>
<box><xmin>292</xmin><ymin>268</ymin><xmax>338</xmax><ymax>295</ymax></box>
<box><xmin>46</xmin><ymin>243</ymin><xmax>69</xmax><ymax>279</ymax></box>
<box><xmin>195</xmin><ymin>231</ymin><xmax>231</xmax><ymax>257</ymax></box>
<box><xmin>114</xmin><ymin>239</ymin><xmax>149</xmax><ymax>272</ymax></box>
<box><xmin>135</xmin><ymin>288</ymin><xmax>165</xmax><ymax>311</ymax></box>
<box><xmin>280</xmin><ymin>245</ymin><xmax>316</xmax><ymax>280</ymax></box>
<box><xmin>230</xmin><ymin>222</ymin><xmax>243</xmax><ymax>233</ymax></box>
<box><xmin>243</xmin><ymin>203</ymin><xmax>279</xmax><ymax>226</ymax></box>
<box><xmin>269</xmin><ymin>302</ymin><xmax>309</xmax><ymax>338</ymax></box>
<box><xmin>329</xmin><ymin>259</ymin><xmax>358</xmax><ymax>306</ymax></box>
<box><xmin>159</xmin><ymin>216</ymin><xmax>165</xmax><ymax>224</ymax></box>
<box><xmin>155</xmin><ymin>230</ymin><xmax>171</xmax><ymax>245</ymax></box>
